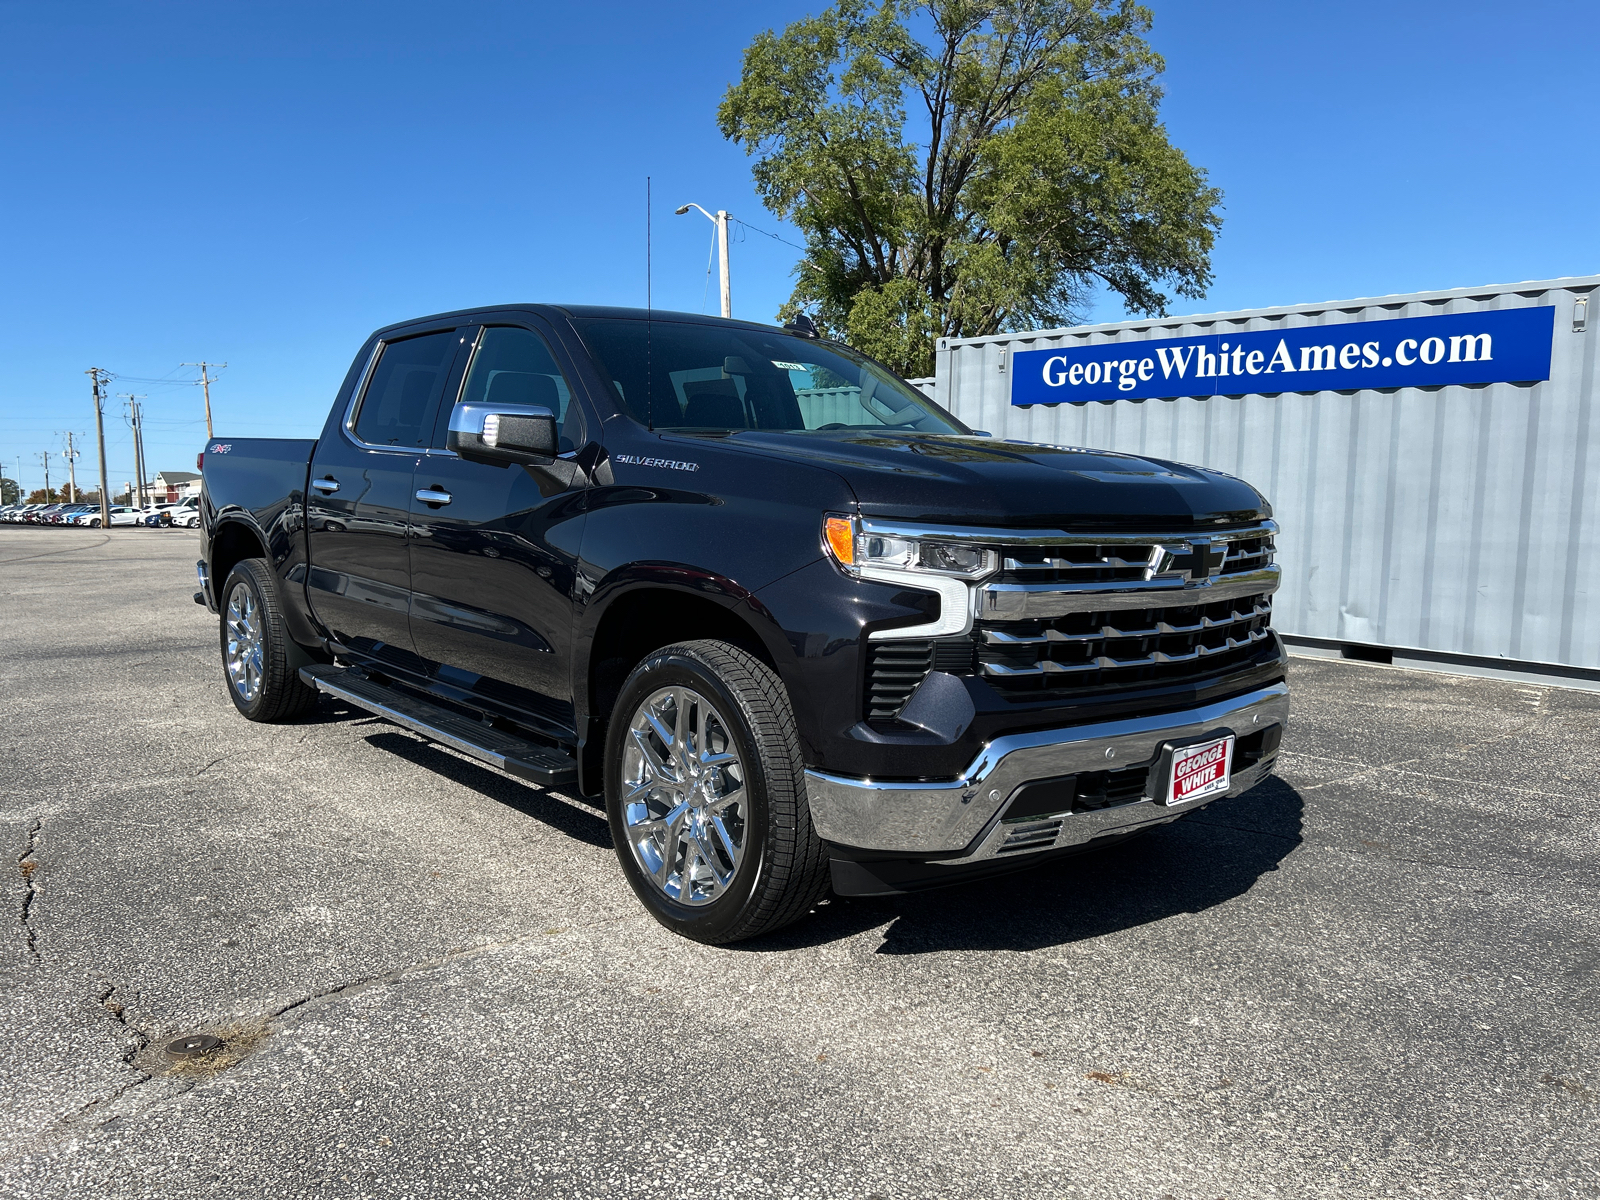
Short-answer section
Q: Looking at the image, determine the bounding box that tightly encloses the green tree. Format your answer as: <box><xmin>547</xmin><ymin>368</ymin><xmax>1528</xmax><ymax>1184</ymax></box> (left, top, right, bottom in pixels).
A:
<box><xmin>719</xmin><ymin>0</ymin><xmax>1221</xmax><ymax>377</ymax></box>
<box><xmin>0</xmin><ymin>477</ymin><xmax>18</xmax><ymax>505</ymax></box>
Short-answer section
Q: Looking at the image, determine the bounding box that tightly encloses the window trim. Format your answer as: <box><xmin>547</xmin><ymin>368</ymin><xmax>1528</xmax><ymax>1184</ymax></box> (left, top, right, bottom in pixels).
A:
<box><xmin>342</xmin><ymin>330</ymin><xmax>460</xmax><ymax>455</ymax></box>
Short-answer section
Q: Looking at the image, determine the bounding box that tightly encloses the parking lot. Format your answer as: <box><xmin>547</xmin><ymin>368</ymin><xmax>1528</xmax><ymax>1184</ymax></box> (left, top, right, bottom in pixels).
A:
<box><xmin>1</xmin><ymin>527</ymin><xmax>1596</xmax><ymax>1199</ymax></box>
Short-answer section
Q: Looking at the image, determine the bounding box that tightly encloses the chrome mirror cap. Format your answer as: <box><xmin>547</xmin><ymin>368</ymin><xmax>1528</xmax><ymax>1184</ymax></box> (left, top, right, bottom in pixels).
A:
<box><xmin>447</xmin><ymin>402</ymin><xmax>557</xmax><ymax>461</ymax></box>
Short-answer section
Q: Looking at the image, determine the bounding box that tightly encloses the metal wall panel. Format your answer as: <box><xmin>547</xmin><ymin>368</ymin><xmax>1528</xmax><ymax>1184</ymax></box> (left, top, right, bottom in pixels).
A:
<box><xmin>934</xmin><ymin>276</ymin><xmax>1600</xmax><ymax>670</ymax></box>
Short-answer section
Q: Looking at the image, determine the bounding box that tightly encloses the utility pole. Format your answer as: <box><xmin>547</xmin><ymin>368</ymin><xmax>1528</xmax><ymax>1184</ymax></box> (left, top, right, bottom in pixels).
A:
<box><xmin>673</xmin><ymin>204</ymin><xmax>732</xmax><ymax>318</ymax></box>
<box><xmin>62</xmin><ymin>432</ymin><xmax>80</xmax><ymax>501</ymax></box>
<box><xmin>87</xmin><ymin>368</ymin><xmax>112</xmax><ymax>528</ymax></box>
<box><xmin>182</xmin><ymin>362</ymin><xmax>226</xmax><ymax>438</ymax></box>
<box><xmin>120</xmin><ymin>393</ymin><xmax>148</xmax><ymax>509</ymax></box>
<box><xmin>40</xmin><ymin>450</ymin><xmax>51</xmax><ymax>501</ymax></box>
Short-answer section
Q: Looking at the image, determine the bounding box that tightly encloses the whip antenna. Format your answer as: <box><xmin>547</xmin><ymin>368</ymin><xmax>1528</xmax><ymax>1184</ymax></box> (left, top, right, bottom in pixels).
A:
<box><xmin>646</xmin><ymin>175</ymin><xmax>654</xmax><ymax>433</ymax></box>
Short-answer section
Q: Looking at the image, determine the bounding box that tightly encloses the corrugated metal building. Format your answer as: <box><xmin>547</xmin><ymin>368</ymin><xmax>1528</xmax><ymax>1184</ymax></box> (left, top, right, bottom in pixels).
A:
<box><xmin>933</xmin><ymin>275</ymin><xmax>1600</xmax><ymax>688</ymax></box>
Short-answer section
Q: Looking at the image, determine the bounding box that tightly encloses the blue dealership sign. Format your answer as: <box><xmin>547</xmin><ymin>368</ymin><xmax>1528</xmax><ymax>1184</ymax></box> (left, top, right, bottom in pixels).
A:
<box><xmin>1009</xmin><ymin>305</ymin><xmax>1555</xmax><ymax>405</ymax></box>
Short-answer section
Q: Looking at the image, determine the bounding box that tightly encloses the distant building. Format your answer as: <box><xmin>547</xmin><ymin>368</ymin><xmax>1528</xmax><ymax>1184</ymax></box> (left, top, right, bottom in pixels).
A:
<box><xmin>138</xmin><ymin>471</ymin><xmax>200</xmax><ymax>505</ymax></box>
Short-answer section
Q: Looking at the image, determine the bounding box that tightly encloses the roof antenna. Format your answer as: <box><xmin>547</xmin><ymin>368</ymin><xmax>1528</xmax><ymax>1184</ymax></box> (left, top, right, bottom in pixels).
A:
<box><xmin>646</xmin><ymin>175</ymin><xmax>654</xmax><ymax>433</ymax></box>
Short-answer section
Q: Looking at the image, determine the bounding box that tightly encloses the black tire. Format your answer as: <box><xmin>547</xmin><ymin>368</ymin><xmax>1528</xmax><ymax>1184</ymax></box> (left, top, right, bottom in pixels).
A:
<box><xmin>218</xmin><ymin>559</ymin><xmax>319</xmax><ymax>723</ymax></box>
<box><xmin>88</xmin><ymin>518</ymin><xmax>101</xmax><ymax>528</ymax></box>
<box><xmin>604</xmin><ymin>639</ymin><xmax>830</xmax><ymax>944</ymax></box>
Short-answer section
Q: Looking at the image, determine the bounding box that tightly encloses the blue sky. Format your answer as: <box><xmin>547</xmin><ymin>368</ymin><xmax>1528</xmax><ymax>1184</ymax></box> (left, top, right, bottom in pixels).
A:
<box><xmin>2</xmin><ymin>1</ymin><xmax>1595</xmax><ymax>494</ymax></box>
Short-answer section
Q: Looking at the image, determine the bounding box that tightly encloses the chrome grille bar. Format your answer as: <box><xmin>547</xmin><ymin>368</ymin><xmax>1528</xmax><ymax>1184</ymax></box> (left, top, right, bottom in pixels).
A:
<box><xmin>979</xmin><ymin>625</ymin><xmax>1272</xmax><ymax>679</ymax></box>
<box><xmin>980</xmin><ymin>565</ymin><xmax>1280</xmax><ymax>620</ymax></box>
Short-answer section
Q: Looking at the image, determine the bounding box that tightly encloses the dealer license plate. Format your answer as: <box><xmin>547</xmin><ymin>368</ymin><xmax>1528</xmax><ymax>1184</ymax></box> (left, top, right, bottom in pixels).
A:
<box><xmin>1167</xmin><ymin>735</ymin><xmax>1235</xmax><ymax>805</ymax></box>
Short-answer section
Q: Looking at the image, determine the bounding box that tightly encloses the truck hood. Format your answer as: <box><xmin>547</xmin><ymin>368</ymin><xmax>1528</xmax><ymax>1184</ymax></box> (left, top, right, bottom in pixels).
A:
<box><xmin>723</xmin><ymin>430</ymin><xmax>1269</xmax><ymax>529</ymax></box>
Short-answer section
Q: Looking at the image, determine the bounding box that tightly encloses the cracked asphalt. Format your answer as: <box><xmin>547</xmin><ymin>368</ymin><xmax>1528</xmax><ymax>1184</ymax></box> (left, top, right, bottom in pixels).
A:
<box><xmin>2</xmin><ymin>527</ymin><xmax>1596</xmax><ymax>1199</ymax></box>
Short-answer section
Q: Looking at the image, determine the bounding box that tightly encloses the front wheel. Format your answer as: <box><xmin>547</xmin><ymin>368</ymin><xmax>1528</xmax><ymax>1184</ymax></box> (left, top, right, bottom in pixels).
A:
<box><xmin>218</xmin><ymin>559</ymin><xmax>319</xmax><ymax>722</ymax></box>
<box><xmin>604</xmin><ymin>640</ymin><xmax>830</xmax><ymax>944</ymax></box>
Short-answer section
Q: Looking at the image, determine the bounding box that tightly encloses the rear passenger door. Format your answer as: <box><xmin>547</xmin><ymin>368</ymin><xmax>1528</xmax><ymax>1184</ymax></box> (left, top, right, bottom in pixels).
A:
<box><xmin>407</xmin><ymin>322</ymin><xmax>592</xmax><ymax>728</ymax></box>
<box><xmin>304</xmin><ymin>328</ymin><xmax>460</xmax><ymax>670</ymax></box>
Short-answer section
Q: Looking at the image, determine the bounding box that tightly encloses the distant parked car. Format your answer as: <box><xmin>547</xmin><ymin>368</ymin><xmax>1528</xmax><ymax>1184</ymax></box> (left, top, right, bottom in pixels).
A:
<box><xmin>170</xmin><ymin>497</ymin><xmax>201</xmax><ymax>528</ymax></box>
<box><xmin>77</xmin><ymin>505</ymin><xmax>145</xmax><ymax>528</ymax></box>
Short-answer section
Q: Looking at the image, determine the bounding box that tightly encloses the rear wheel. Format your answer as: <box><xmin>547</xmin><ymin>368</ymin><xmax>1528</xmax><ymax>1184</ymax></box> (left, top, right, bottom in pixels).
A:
<box><xmin>219</xmin><ymin>559</ymin><xmax>318</xmax><ymax>722</ymax></box>
<box><xmin>604</xmin><ymin>640</ymin><xmax>829</xmax><ymax>944</ymax></box>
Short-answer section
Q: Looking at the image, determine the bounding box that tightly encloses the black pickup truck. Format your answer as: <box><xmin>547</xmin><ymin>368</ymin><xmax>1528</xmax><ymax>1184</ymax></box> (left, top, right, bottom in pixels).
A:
<box><xmin>197</xmin><ymin>305</ymin><xmax>1288</xmax><ymax>943</ymax></box>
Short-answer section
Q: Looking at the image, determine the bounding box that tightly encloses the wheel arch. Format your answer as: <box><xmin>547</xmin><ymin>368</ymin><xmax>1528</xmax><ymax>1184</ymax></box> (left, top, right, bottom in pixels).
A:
<box><xmin>209</xmin><ymin>516</ymin><xmax>269</xmax><ymax>595</ymax></box>
<box><xmin>577</xmin><ymin>584</ymin><xmax>784</xmax><ymax>796</ymax></box>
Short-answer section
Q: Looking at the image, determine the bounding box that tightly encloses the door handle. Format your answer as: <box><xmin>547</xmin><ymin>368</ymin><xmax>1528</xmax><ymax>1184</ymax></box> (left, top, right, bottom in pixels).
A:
<box><xmin>415</xmin><ymin>488</ymin><xmax>452</xmax><ymax>506</ymax></box>
<box><xmin>310</xmin><ymin>477</ymin><xmax>339</xmax><ymax>493</ymax></box>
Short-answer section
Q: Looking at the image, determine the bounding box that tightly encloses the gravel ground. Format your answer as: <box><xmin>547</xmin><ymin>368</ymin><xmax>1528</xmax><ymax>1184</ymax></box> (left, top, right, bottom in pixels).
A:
<box><xmin>1</xmin><ymin>526</ymin><xmax>1596</xmax><ymax>1199</ymax></box>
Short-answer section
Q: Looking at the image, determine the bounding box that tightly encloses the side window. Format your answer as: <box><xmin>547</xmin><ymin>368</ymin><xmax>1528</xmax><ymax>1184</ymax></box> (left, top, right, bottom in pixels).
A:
<box><xmin>456</xmin><ymin>326</ymin><xmax>581</xmax><ymax>453</ymax></box>
<box><xmin>352</xmin><ymin>330</ymin><xmax>458</xmax><ymax>447</ymax></box>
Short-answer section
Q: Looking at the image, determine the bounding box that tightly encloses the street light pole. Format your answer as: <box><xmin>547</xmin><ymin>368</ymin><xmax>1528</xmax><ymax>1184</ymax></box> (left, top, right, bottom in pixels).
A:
<box><xmin>674</xmin><ymin>203</ymin><xmax>732</xmax><ymax>318</ymax></box>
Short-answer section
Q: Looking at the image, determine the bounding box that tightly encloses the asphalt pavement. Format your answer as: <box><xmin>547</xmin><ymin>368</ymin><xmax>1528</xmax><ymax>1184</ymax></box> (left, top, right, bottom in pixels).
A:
<box><xmin>1</xmin><ymin>527</ymin><xmax>1595</xmax><ymax>1199</ymax></box>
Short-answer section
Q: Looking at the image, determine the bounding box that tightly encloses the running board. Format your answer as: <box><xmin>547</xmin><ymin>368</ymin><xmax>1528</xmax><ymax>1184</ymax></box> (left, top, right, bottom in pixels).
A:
<box><xmin>298</xmin><ymin>664</ymin><xmax>578</xmax><ymax>787</ymax></box>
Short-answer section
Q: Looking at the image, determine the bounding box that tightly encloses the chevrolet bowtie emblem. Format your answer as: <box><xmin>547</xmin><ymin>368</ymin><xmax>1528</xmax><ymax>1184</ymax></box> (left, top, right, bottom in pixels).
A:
<box><xmin>1148</xmin><ymin>538</ymin><xmax>1227</xmax><ymax>582</ymax></box>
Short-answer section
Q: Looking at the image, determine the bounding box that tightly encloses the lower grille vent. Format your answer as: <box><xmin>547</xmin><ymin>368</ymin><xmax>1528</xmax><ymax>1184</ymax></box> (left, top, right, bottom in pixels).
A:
<box><xmin>864</xmin><ymin>637</ymin><xmax>977</xmax><ymax>723</ymax></box>
<box><xmin>1072</xmin><ymin>764</ymin><xmax>1153</xmax><ymax>810</ymax></box>
<box><xmin>1001</xmin><ymin>761</ymin><xmax>1155</xmax><ymax>825</ymax></box>
<box><xmin>998</xmin><ymin>819</ymin><xmax>1065</xmax><ymax>855</ymax></box>
<box><xmin>864</xmin><ymin>641</ymin><xmax>933</xmax><ymax>722</ymax></box>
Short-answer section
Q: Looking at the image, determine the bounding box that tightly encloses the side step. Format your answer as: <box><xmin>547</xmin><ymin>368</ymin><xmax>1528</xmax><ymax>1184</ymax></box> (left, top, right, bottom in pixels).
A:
<box><xmin>299</xmin><ymin>664</ymin><xmax>578</xmax><ymax>787</ymax></box>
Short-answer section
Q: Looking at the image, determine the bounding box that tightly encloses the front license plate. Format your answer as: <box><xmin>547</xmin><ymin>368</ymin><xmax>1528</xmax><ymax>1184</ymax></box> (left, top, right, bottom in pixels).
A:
<box><xmin>1167</xmin><ymin>735</ymin><xmax>1234</xmax><ymax>805</ymax></box>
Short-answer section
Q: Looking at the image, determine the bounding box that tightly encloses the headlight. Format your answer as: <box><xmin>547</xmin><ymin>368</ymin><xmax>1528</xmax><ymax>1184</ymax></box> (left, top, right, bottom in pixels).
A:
<box><xmin>822</xmin><ymin>515</ymin><xmax>997</xmax><ymax>580</ymax></box>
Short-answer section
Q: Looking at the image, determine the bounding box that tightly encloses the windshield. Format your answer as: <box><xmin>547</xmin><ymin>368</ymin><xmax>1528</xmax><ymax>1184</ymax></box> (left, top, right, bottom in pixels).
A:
<box><xmin>571</xmin><ymin>317</ymin><xmax>965</xmax><ymax>436</ymax></box>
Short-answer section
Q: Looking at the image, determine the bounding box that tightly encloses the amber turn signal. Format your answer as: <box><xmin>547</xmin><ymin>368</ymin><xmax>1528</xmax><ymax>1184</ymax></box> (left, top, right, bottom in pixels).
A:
<box><xmin>823</xmin><ymin>515</ymin><xmax>854</xmax><ymax>566</ymax></box>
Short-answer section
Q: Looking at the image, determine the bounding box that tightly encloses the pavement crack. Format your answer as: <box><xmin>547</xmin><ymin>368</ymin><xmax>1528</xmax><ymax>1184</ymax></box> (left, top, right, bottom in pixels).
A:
<box><xmin>96</xmin><ymin>982</ymin><xmax>150</xmax><ymax>1064</ymax></box>
<box><xmin>1293</xmin><ymin>720</ymin><xmax>1543</xmax><ymax>796</ymax></box>
<box><xmin>270</xmin><ymin>913</ymin><xmax>637</xmax><ymax>1025</ymax></box>
<box><xmin>18</xmin><ymin>817</ymin><xmax>41</xmax><ymax>962</ymax></box>
<box><xmin>1321</xmin><ymin>841</ymin><xmax>1557</xmax><ymax>883</ymax></box>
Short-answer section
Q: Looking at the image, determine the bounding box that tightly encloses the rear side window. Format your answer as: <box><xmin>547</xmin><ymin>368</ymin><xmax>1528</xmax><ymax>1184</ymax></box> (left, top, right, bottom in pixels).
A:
<box><xmin>353</xmin><ymin>330</ymin><xmax>458</xmax><ymax>447</ymax></box>
<box><xmin>456</xmin><ymin>326</ymin><xmax>581</xmax><ymax>452</ymax></box>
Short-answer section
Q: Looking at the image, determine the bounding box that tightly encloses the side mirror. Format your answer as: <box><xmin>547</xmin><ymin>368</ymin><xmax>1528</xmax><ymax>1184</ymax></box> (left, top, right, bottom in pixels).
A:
<box><xmin>971</xmin><ymin>429</ymin><xmax>993</xmax><ymax>437</ymax></box>
<box><xmin>447</xmin><ymin>402</ymin><xmax>558</xmax><ymax>463</ymax></box>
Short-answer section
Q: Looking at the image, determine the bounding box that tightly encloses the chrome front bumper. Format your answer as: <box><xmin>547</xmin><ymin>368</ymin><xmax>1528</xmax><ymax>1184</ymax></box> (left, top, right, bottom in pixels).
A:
<box><xmin>804</xmin><ymin>683</ymin><xmax>1289</xmax><ymax>860</ymax></box>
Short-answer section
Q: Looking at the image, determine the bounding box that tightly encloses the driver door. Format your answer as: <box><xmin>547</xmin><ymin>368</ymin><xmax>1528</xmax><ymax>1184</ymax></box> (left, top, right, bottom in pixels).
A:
<box><xmin>406</xmin><ymin>321</ymin><xmax>592</xmax><ymax>728</ymax></box>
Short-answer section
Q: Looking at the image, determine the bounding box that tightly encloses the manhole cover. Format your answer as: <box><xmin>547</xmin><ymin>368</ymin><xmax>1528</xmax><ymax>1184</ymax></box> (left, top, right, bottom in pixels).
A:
<box><xmin>165</xmin><ymin>1034</ymin><xmax>222</xmax><ymax>1060</ymax></box>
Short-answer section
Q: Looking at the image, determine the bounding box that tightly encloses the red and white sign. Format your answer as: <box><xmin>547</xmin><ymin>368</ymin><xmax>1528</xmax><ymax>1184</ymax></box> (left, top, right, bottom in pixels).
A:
<box><xmin>1167</xmin><ymin>735</ymin><xmax>1234</xmax><ymax>805</ymax></box>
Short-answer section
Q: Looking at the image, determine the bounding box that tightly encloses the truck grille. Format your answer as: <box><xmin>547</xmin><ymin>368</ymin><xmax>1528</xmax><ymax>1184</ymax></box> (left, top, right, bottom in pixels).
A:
<box><xmin>862</xmin><ymin>520</ymin><xmax>1280</xmax><ymax>722</ymax></box>
<box><xmin>977</xmin><ymin>593</ymin><xmax>1274</xmax><ymax>696</ymax></box>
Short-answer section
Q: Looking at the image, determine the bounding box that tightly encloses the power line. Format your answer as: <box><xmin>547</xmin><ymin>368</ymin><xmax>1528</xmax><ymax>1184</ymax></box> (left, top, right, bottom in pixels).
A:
<box><xmin>732</xmin><ymin>217</ymin><xmax>809</xmax><ymax>254</ymax></box>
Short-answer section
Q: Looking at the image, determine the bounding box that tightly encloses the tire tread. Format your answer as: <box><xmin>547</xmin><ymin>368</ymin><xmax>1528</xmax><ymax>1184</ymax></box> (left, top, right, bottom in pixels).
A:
<box><xmin>223</xmin><ymin>559</ymin><xmax>319</xmax><ymax>723</ymax></box>
<box><xmin>616</xmin><ymin>639</ymin><xmax>830</xmax><ymax>943</ymax></box>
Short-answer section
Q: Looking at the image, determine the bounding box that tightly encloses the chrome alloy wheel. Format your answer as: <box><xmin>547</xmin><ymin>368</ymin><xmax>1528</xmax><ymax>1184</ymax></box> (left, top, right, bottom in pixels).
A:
<box><xmin>224</xmin><ymin>582</ymin><xmax>265</xmax><ymax>703</ymax></box>
<box><xmin>621</xmin><ymin>686</ymin><xmax>747</xmax><ymax>906</ymax></box>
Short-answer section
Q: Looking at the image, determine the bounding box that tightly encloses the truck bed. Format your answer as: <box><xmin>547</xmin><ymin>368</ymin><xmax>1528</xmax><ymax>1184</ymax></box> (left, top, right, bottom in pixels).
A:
<box><xmin>202</xmin><ymin>438</ymin><xmax>316</xmax><ymax>521</ymax></box>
